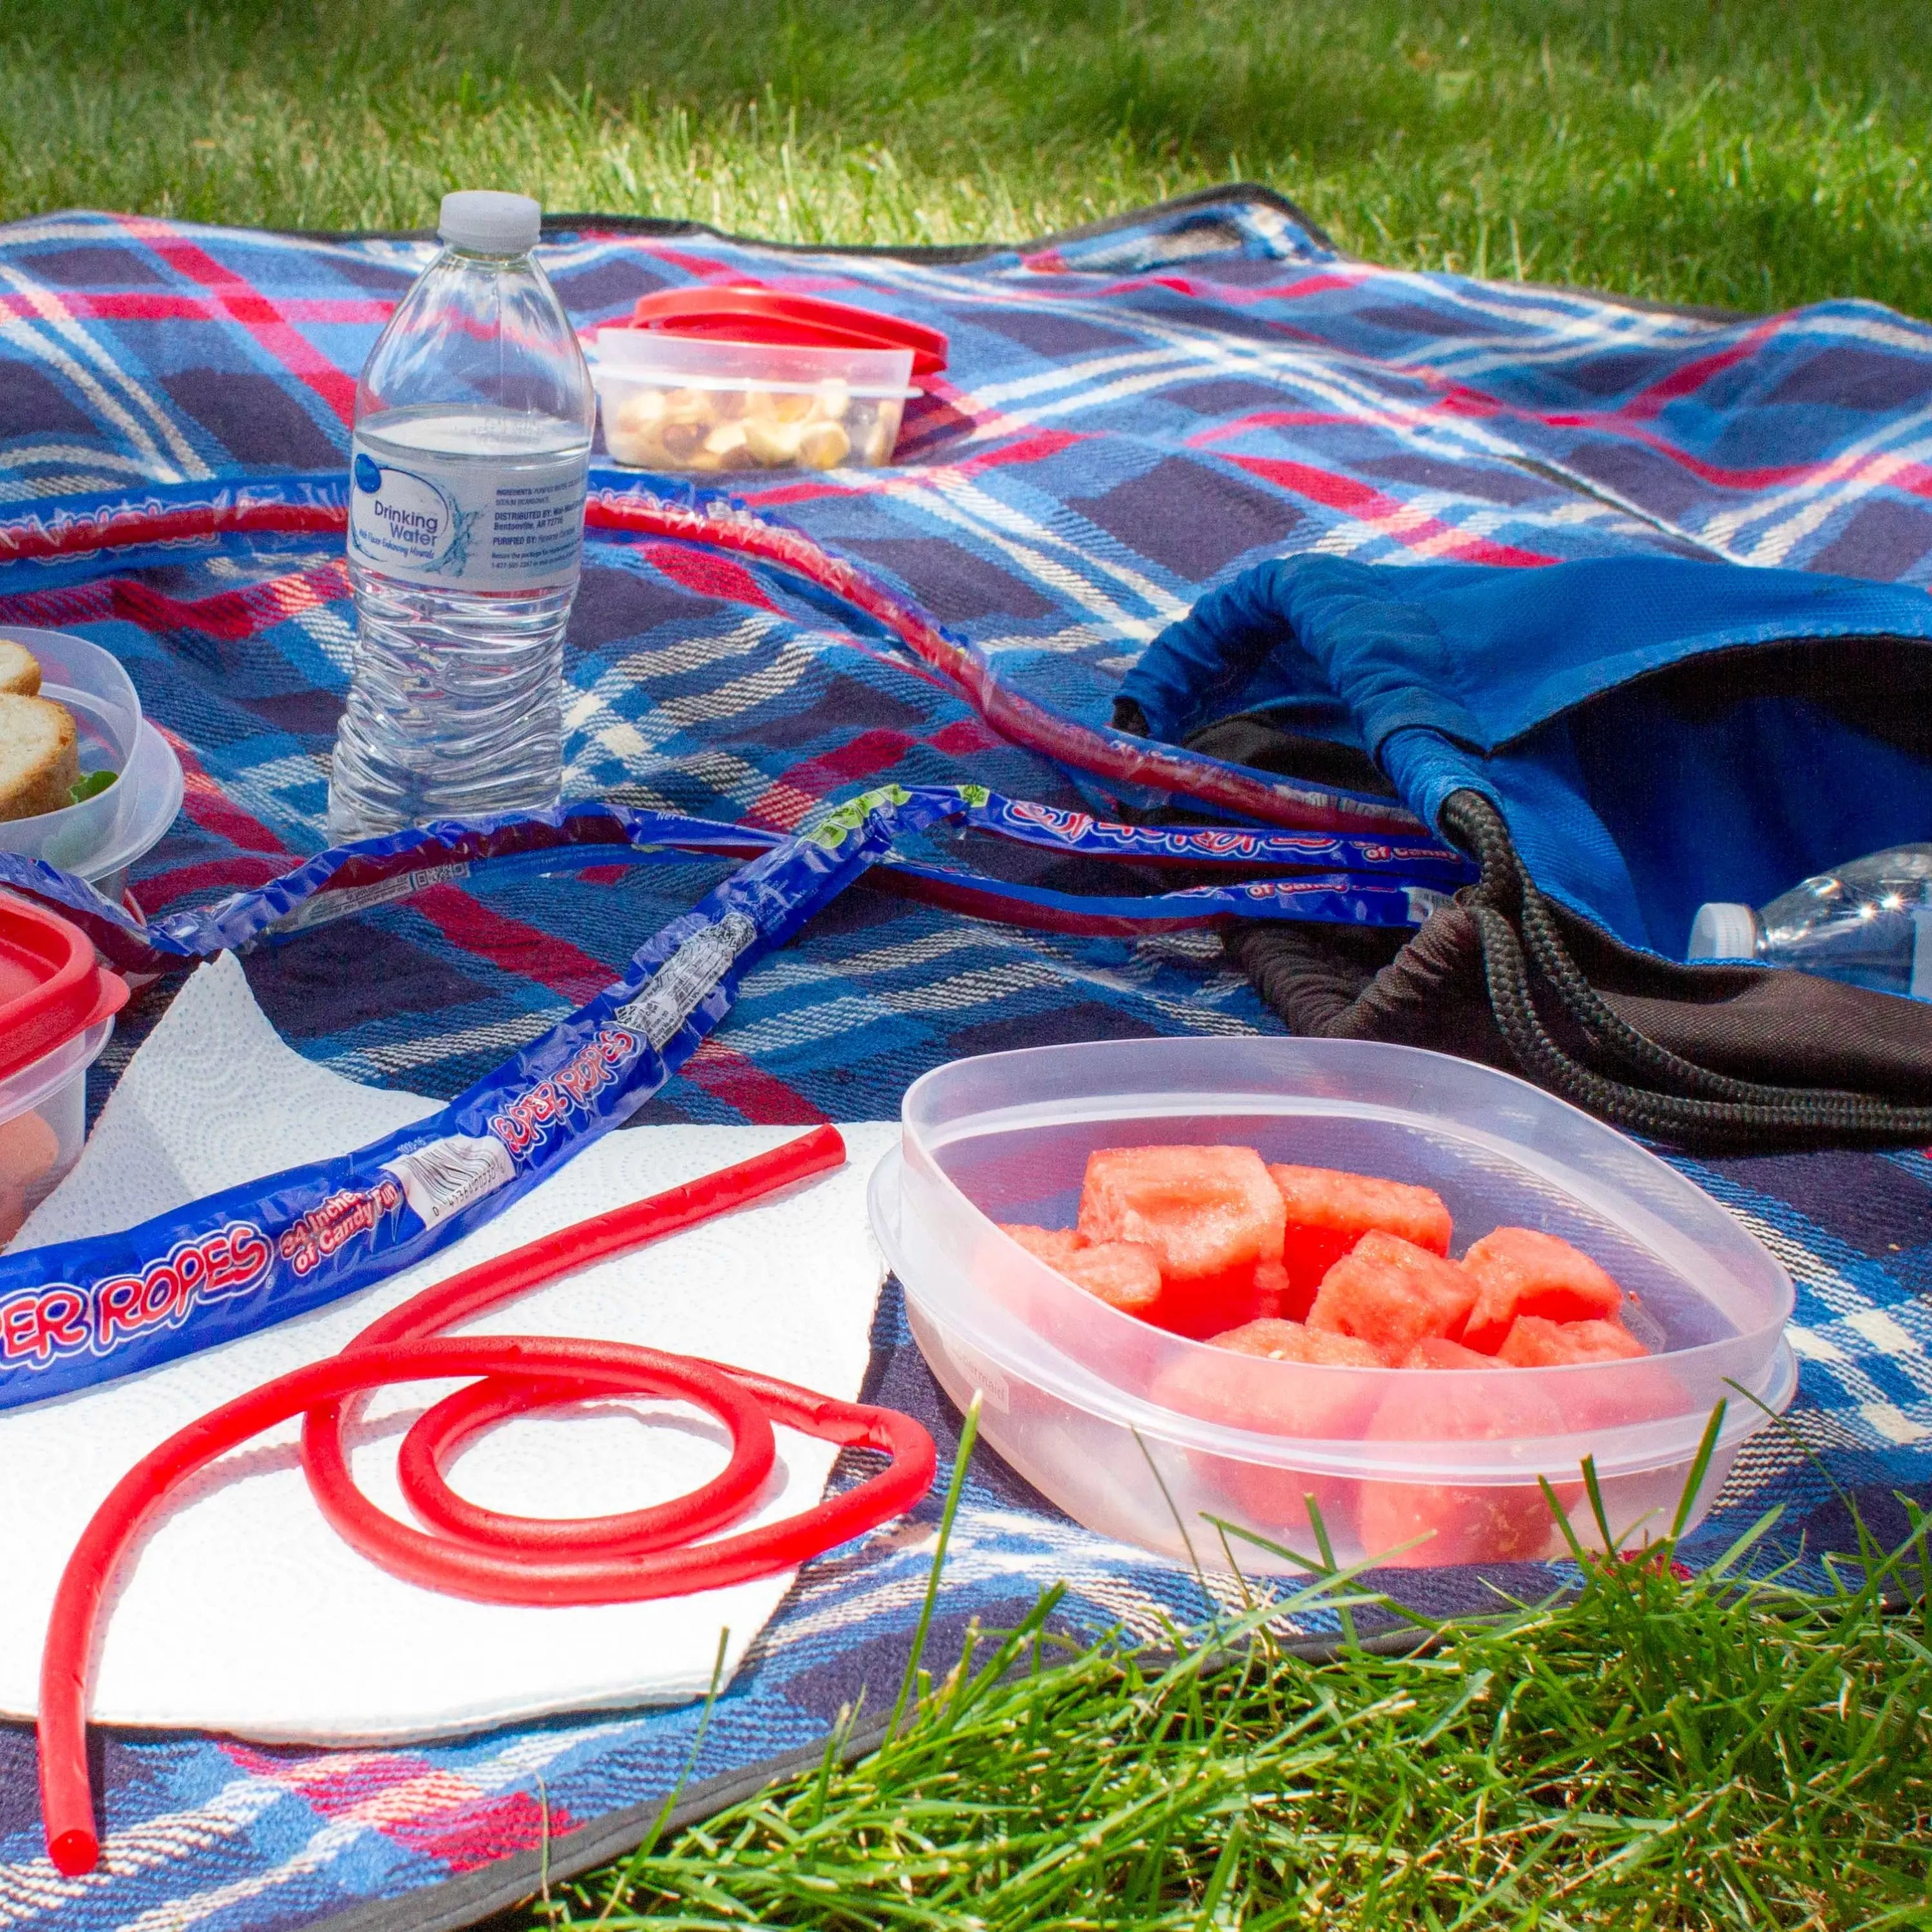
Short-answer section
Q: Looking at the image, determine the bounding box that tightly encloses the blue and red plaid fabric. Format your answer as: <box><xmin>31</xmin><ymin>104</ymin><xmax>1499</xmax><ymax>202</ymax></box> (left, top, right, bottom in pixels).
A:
<box><xmin>0</xmin><ymin>189</ymin><xmax>1929</xmax><ymax>1931</ymax></box>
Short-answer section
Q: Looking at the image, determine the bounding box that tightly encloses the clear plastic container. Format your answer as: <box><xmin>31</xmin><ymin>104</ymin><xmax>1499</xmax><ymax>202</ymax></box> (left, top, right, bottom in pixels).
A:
<box><xmin>0</xmin><ymin>1018</ymin><xmax>111</xmax><ymax>1248</ymax></box>
<box><xmin>0</xmin><ymin>627</ymin><xmax>184</xmax><ymax>900</ymax></box>
<box><xmin>592</xmin><ymin>331</ymin><xmax>914</xmax><ymax>473</ymax></box>
<box><xmin>0</xmin><ymin>891</ymin><xmax>126</xmax><ymax>1249</ymax></box>
<box><xmin>870</xmin><ymin>1037</ymin><xmax>1797</xmax><ymax>1573</ymax></box>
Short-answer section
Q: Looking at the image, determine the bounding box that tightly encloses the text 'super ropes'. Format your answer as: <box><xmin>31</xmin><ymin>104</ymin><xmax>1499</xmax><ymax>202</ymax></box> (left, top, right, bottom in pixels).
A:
<box><xmin>38</xmin><ymin>1127</ymin><xmax>937</xmax><ymax>1879</ymax></box>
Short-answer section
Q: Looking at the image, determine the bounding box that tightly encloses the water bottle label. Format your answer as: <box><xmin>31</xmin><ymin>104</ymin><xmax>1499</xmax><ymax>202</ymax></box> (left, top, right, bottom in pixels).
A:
<box><xmin>348</xmin><ymin>437</ymin><xmax>587</xmax><ymax>590</ymax></box>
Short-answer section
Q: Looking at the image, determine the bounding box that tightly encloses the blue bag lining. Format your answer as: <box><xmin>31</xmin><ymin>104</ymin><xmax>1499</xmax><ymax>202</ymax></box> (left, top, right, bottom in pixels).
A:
<box><xmin>1122</xmin><ymin>556</ymin><xmax>1932</xmax><ymax>959</ymax></box>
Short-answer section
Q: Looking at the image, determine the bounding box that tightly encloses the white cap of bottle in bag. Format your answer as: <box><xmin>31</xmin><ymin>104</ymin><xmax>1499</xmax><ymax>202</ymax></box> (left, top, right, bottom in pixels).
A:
<box><xmin>1687</xmin><ymin>901</ymin><xmax>1761</xmax><ymax>963</ymax></box>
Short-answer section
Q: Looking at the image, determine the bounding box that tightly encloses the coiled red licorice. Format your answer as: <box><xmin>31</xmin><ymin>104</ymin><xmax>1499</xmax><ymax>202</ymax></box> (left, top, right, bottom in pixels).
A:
<box><xmin>38</xmin><ymin>1126</ymin><xmax>936</xmax><ymax>1877</ymax></box>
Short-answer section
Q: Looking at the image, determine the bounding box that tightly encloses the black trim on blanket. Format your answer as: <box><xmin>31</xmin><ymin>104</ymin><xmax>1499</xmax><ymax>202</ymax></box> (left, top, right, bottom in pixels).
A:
<box><xmin>261</xmin><ymin>181</ymin><xmax>1748</xmax><ymax>321</ymax></box>
<box><xmin>260</xmin><ymin>181</ymin><xmax>1336</xmax><ymax>263</ymax></box>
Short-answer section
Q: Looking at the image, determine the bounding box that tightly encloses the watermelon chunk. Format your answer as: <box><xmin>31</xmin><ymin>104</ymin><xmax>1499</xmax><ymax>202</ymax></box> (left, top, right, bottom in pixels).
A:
<box><xmin>1079</xmin><ymin>1144</ymin><xmax>1286</xmax><ymax>1338</ymax></box>
<box><xmin>1080</xmin><ymin>1144</ymin><xmax>1285</xmax><ymax>1276</ymax></box>
<box><xmin>1155</xmin><ymin>1320</ymin><xmax>1381</xmax><ymax>1434</ymax></box>
<box><xmin>1497</xmin><ymin>1316</ymin><xmax>1647</xmax><ymax>1368</ymax></box>
<box><xmin>1460</xmin><ymin>1227</ymin><xmax>1625</xmax><ymax>1354</ymax></box>
<box><xmin>1152</xmin><ymin>1320</ymin><xmax>1382</xmax><ymax>1544</ymax></box>
<box><xmin>1059</xmin><ymin>1240</ymin><xmax>1164</xmax><ymax>1315</ymax></box>
<box><xmin>999</xmin><ymin>1223</ymin><xmax>1084</xmax><ymax>1268</ymax></box>
<box><xmin>998</xmin><ymin>1222</ymin><xmax>1163</xmax><ymax>1316</ymax></box>
<box><xmin>1307</xmin><ymin>1231</ymin><xmax>1477</xmax><ymax>1361</ymax></box>
<box><xmin>1397</xmin><ymin>1336</ymin><xmax>1496</xmax><ymax>1372</ymax></box>
<box><xmin>1357</xmin><ymin>1344</ymin><xmax>1573</xmax><ymax>1566</ymax></box>
<box><xmin>1499</xmin><ymin>1318</ymin><xmax>1685</xmax><ymax>1436</ymax></box>
<box><xmin>0</xmin><ymin>1110</ymin><xmax>59</xmax><ymax>1249</ymax></box>
<box><xmin>1211</xmin><ymin>1318</ymin><xmax>1387</xmax><ymax>1372</ymax></box>
<box><xmin>1267</xmin><ymin>1165</ymin><xmax>1453</xmax><ymax>1318</ymax></box>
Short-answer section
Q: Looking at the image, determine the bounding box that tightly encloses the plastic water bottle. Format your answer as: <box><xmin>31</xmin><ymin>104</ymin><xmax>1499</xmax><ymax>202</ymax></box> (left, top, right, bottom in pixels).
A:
<box><xmin>1688</xmin><ymin>846</ymin><xmax>1932</xmax><ymax>999</ymax></box>
<box><xmin>328</xmin><ymin>191</ymin><xmax>595</xmax><ymax>840</ymax></box>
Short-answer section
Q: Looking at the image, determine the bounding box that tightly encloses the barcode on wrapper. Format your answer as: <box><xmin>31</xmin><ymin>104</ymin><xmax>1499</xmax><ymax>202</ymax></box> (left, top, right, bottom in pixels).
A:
<box><xmin>272</xmin><ymin>863</ymin><xmax>473</xmax><ymax>936</ymax></box>
<box><xmin>613</xmin><ymin>911</ymin><xmax>759</xmax><ymax>1048</ymax></box>
<box><xmin>381</xmin><ymin>1134</ymin><xmax>516</xmax><ymax>1229</ymax></box>
<box><xmin>1406</xmin><ymin>884</ymin><xmax>1454</xmax><ymax>925</ymax></box>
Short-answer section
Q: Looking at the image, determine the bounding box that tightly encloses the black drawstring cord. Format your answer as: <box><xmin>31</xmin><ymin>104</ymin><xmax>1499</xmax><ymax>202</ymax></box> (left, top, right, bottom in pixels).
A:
<box><xmin>1438</xmin><ymin>790</ymin><xmax>1932</xmax><ymax>1149</ymax></box>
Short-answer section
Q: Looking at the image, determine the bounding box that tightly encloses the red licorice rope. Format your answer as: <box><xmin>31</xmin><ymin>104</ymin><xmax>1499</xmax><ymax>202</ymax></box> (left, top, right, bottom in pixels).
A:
<box><xmin>38</xmin><ymin>1125</ymin><xmax>936</xmax><ymax>1877</ymax></box>
<box><xmin>0</xmin><ymin>490</ymin><xmax>1422</xmax><ymax>835</ymax></box>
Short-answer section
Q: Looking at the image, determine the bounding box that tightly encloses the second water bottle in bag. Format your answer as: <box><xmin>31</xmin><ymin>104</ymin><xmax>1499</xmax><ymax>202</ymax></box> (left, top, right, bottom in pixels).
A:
<box><xmin>1689</xmin><ymin>846</ymin><xmax>1932</xmax><ymax>999</ymax></box>
<box><xmin>329</xmin><ymin>191</ymin><xmax>595</xmax><ymax>839</ymax></box>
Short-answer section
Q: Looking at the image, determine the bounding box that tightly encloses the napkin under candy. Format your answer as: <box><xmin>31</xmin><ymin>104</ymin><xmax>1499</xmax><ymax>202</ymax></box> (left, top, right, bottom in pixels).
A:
<box><xmin>0</xmin><ymin>955</ymin><xmax>895</xmax><ymax>1743</ymax></box>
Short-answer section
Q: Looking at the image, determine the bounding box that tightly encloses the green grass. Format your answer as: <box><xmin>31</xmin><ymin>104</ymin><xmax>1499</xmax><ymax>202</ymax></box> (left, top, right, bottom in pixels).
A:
<box><xmin>518</xmin><ymin>1459</ymin><xmax>1932</xmax><ymax>1931</ymax></box>
<box><xmin>3</xmin><ymin>1</ymin><xmax>1931</xmax><ymax>315</ymax></box>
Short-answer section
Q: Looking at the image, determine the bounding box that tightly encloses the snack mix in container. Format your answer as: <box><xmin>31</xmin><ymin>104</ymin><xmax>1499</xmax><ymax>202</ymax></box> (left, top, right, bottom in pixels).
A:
<box><xmin>593</xmin><ymin>288</ymin><xmax>946</xmax><ymax>474</ymax></box>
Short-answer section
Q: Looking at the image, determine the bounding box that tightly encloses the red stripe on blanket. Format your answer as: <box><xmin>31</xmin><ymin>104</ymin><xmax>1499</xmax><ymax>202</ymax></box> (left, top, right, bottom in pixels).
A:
<box><xmin>1222</xmin><ymin>455</ymin><xmax>1556</xmax><ymax>566</ymax></box>
<box><xmin>410</xmin><ymin>884</ymin><xmax>617</xmax><ymax>1005</ymax></box>
<box><xmin>681</xmin><ymin>1035</ymin><xmax>831</xmax><ymax>1125</ymax></box>
<box><xmin>0</xmin><ymin>561</ymin><xmax>347</xmax><ymax>645</ymax></box>
<box><xmin>0</xmin><ymin>292</ymin><xmax>394</xmax><ymax>326</ymax></box>
<box><xmin>164</xmin><ymin>726</ymin><xmax>294</xmax><ymax>858</ymax></box>
<box><xmin>223</xmin><ymin>1744</ymin><xmax>577</xmax><ymax>1871</ymax></box>
<box><xmin>120</xmin><ymin>217</ymin><xmax>359</xmax><ymax>426</ymax></box>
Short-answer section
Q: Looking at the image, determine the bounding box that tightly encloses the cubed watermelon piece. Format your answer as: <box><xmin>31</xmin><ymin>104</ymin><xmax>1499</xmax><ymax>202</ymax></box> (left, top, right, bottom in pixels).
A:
<box><xmin>1397</xmin><ymin>1336</ymin><xmax>1496</xmax><ymax>1372</ymax></box>
<box><xmin>1495</xmin><ymin>1316</ymin><xmax>1683</xmax><ymax>1435</ymax></box>
<box><xmin>0</xmin><ymin>1109</ymin><xmax>58</xmax><ymax>1184</ymax></box>
<box><xmin>1151</xmin><ymin>1319</ymin><xmax>1383</xmax><ymax>1544</ymax></box>
<box><xmin>1079</xmin><ymin>1144</ymin><xmax>1287</xmax><ymax>1338</ymax></box>
<box><xmin>999</xmin><ymin>1223</ymin><xmax>1084</xmax><ymax>1268</ymax></box>
<box><xmin>1059</xmin><ymin>1240</ymin><xmax>1164</xmax><ymax>1315</ymax></box>
<box><xmin>1357</xmin><ymin>1345</ymin><xmax>1573</xmax><ymax>1566</ymax></box>
<box><xmin>1212</xmin><ymin>1318</ymin><xmax>1387</xmax><ymax>1371</ymax></box>
<box><xmin>1497</xmin><ymin>1316</ymin><xmax>1647</xmax><ymax>1368</ymax></box>
<box><xmin>1460</xmin><ymin>1227</ymin><xmax>1625</xmax><ymax>1354</ymax></box>
<box><xmin>1079</xmin><ymin>1144</ymin><xmax>1285</xmax><ymax>1278</ymax></box>
<box><xmin>1267</xmin><ymin>1165</ymin><xmax>1453</xmax><ymax>1318</ymax></box>
<box><xmin>1155</xmin><ymin>1320</ymin><xmax>1381</xmax><ymax>1434</ymax></box>
<box><xmin>998</xmin><ymin>1222</ymin><xmax>1164</xmax><ymax>1318</ymax></box>
<box><xmin>1307</xmin><ymin>1231</ymin><xmax>1477</xmax><ymax>1361</ymax></box>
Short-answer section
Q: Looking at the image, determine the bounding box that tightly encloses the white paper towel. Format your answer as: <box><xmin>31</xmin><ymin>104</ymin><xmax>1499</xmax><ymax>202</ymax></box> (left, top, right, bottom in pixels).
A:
<box><xmin>0</xmin><ymin>955</ymin><xmax>896</xmax><ymax>1743</ymax></box>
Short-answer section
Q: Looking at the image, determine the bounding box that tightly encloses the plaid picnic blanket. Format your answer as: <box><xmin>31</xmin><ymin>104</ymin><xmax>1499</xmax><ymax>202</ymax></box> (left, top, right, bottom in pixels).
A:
<box><xmin>1</xmin><ymin>186</ymin><xmax>1929</xmax><ymax>1932</ymax></box>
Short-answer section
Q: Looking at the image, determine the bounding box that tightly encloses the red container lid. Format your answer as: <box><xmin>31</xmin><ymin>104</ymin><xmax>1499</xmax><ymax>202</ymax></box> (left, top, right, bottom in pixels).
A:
<box><xmin>624</xmin><ymin>287</ymin><xmax>949</xmax><ymax>378</ymax></box>
<box><xmin>0</xmin><ymin>893</ymin><xmax>128</xmax><ymax>1085</ymax></box>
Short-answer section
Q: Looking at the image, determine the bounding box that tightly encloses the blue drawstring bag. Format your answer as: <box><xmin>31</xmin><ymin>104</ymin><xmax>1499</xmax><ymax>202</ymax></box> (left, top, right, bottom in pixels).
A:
<box><xmin>1118</xmin><ymin>554</ymin><xmax>1932</xmax><ymax>1148</ymax></box>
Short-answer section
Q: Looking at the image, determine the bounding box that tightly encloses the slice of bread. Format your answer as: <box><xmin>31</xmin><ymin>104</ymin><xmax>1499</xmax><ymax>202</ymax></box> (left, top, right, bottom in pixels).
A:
<box><xmin>0</xmin><ymin>694</ymin><xmax>80</xmax><ymax>822</ymax></box>
<box><xmin>0</xmin><ymin>641</ymin><xmax>41</xmax><ymax>699</ymax></box>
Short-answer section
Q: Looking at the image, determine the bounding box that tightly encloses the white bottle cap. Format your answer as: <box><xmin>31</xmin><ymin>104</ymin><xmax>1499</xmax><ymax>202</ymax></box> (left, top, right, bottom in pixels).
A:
<box><xmin>437</xmin><ymin>191</ymin><xmax>542</xmax><ymax>255</ymax></box>
<box><xmin>1688</xmin><ymin>901</ymin><xmax>1759</xmax><ymax>961</ymax></box>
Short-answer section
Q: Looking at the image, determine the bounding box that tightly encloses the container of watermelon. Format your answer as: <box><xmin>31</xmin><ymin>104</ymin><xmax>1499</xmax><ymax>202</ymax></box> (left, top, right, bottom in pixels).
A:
<box><xmin>869</xmin><ymin>1037</ymin><xmax>1795</xmax><ymax>1574</ymax></box>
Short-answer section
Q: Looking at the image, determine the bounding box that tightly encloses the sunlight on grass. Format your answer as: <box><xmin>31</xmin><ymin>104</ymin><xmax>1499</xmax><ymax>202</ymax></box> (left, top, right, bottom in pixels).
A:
<box><xmin>3</xmin><ymin>0</ymin><xmax>1930</xmax><ymax>314</ymax></box>
<box><xmin>528</xmin><ymin>1460</ymin><xmax>1932</xmax><ymax>1928</ymax></box>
